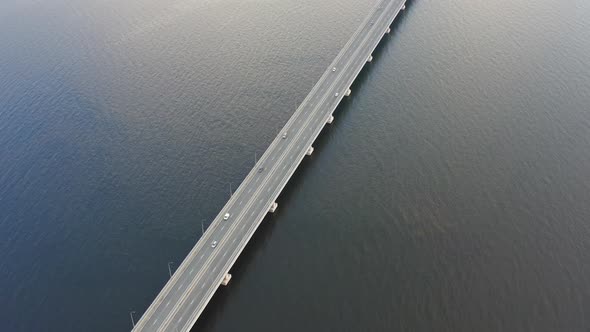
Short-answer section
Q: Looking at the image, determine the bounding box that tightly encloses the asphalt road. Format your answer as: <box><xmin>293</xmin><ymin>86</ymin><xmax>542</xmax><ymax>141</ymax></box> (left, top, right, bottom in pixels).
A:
<box><xmin>132</xmin><ymin>1</ymin><xmax>407</xmax><ymax>331</ymax></box>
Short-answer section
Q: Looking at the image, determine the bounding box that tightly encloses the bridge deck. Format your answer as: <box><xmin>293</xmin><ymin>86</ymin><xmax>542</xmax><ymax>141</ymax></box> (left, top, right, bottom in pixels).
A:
<box><xmin>133</xmin><ymin>1</ymin><xmax>407</xmax><ymax>330</ymax></box>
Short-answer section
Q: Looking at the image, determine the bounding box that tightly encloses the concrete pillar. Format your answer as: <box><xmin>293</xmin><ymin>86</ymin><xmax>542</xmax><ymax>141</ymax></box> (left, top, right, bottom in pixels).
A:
<box><xmin>306</xmin><ymin>146</ymin><xmax>314</xmax><ymax>156</ymax></box>
<box><xmin>386</xmin><ymin>27</ymin><xmax>391</xmax><ymax>34</ymax></box>
<box><xmin>327</xmin><ymin>114</ymin><xmax>334</xmax><ymax>124</ymax></box>
<box><xmin>269</xmin><ymin>202</ymin><xmax>278</xmax><ymax>213</ymax></box>
<box><xmin>402</xmin><ymin>4</ymin><xmax>406</xmax><ymax>10</ymax></box>
<box><xmin>221</xmin><ymin>273</ymin><xmax>232</xmax><ymax>286</ymax></box>
<box><xmin>367</xmin><ymin>55</ymin><xmax>373</xmax><ymax>63</ymax></box>
<box><xmin>345</xmin><ymin>89</ymin><xmax>351</xmax><ymax>97</ymax></box>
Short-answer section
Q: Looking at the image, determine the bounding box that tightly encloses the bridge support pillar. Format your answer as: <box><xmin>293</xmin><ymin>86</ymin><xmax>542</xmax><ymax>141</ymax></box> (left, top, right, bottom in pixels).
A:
<box><xmin>306</xmin><ymin>146</ymin><xmax>314</xmax><ymax>156</ymax></box>
<box><xmin>386</xmin><ymin>27</ymin><xmax>391</xmax><ymax>34</ymax></box>
<box><xmin>327</xmin><ymin>114</ymin><xmax>334</xmax><ymax>124</ymax></box>
<box><xmin>269</xmin><ymin>202</ymin><xmax>278</xmax><ymax>213</ymax></box>
<box><xmin>345</xmin><ymin>89</ymin><xmax>352</xmax><ymax>97</ymax></box>
<box><xmin>367</xmin><ymin>55</ymin><xmax>373</xmax><ymax>63</ymax></box>
<box><xmin>221</xmin><ymin>273</ymin><xmax>232</xmax><ymax>286</ymax></box>
<box><xmin>402</xmin><ymin>4</ymin><xmax>406</xmax><ymax>10</ymax></box>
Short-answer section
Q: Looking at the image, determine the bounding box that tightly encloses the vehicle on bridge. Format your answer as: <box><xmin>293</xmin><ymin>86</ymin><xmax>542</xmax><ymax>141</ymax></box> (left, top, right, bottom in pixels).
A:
<box><xmin>223</xmin><ymin>213</ymin><xmax>230</xmax><ymax>220</ymax></box>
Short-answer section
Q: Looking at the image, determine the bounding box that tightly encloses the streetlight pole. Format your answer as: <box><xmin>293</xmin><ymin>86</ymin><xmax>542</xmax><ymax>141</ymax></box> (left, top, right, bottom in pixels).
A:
<box><xmin>167</xmin><ymin>262</ymin><xmax>174</xmax><ymax>278</ymax></box>
<box><xmin>130</xmin><ymin>311</ymin><xmax>136</xmax><ymax>329</ymax></box>
<box><xmin>229</xmin><ymin>182</ymin><xmax>233</xmax><ymax>196</ymax></box>
<box><xmin>255</xmin><ymin>152</ymin><xmax>257</xmax><ymax>164</ymax></box>
<box><xmin>201</xmin><ymin>219</ymin><xmax>205</xmax><ymax>235</ymax></box>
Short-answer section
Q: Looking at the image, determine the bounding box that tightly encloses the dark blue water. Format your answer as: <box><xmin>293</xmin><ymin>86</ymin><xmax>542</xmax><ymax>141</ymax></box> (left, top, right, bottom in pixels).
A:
<box><xmin>1</xmin><ymin>0</ymin><xmax>589</xmax><ymax>331</ymax></box>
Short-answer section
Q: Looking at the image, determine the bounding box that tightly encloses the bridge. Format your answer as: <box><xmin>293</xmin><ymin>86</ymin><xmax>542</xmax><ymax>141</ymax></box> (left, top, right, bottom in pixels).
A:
<box><xmin>132</xmin><ymin>0</ymin><xmax>408</xmax><ymax>330</ymax></box>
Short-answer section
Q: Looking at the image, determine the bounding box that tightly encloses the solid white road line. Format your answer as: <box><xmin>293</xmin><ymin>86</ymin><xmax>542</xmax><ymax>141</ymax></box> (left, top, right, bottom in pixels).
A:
<box><xmin>153</xmin><ymin>1</ymin><xmax>400</xmax><ymax>330</ymax></box>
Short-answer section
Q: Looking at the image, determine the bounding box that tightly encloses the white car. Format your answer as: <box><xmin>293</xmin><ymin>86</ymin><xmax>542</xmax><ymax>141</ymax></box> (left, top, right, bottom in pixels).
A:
<box><xmin>282</xmin><ymin>132</ymin><xmax>288</xmax><ymax>139</ymax></box>
<box><xmin>335</xmin><ymin>92</ymin><xmax>339</xmax><ymax>97</ymax></box>
<box><xmin>223</xmin><ymin>213</ymin><xmax>230</xmax><ymax>220</ymax></box>
<box><xmin>211</xmin><ymin>241</ymin><xmax>218</xmax><ymax>248</ymax></box>
<box><xmin>332</xmin><ymin>67</ymin><xmax>336</xmax><ymax>72</ymax></box>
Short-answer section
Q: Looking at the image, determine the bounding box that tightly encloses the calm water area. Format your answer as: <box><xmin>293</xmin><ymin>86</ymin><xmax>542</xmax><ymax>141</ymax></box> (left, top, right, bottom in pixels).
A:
<box><xmin>1</xmin><ymin>0</ymin><xmax>589</xmax><ymax>331</ymax></box>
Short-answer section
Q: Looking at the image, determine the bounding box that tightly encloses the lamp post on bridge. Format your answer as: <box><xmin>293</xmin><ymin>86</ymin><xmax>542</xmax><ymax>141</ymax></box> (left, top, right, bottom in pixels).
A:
<box><xmin>129</xmin><ymin>311</ymin><xmax>136</xmax><ymax>329</ymax></box>
<box><xmin>167</xmin><ymin>261</ymin><xmax>174</xmax><ymax>278</ymax></box>
<box><xmin>229</xmin><ymin>182</ymin><xmax>233</xmax><ymax>197</ymax></box>
<box><xmin>201</xmin><ymin>219</ymin><xmax>205</xmax><ymax>235</ymax></box>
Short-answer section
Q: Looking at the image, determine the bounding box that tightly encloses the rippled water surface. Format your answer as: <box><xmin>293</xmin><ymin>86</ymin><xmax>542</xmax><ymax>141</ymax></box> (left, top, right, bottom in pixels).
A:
<box><xmin>1</xmin><ymin>0</ymin><xmax>589</xmax><ymax>331</ymax></box>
